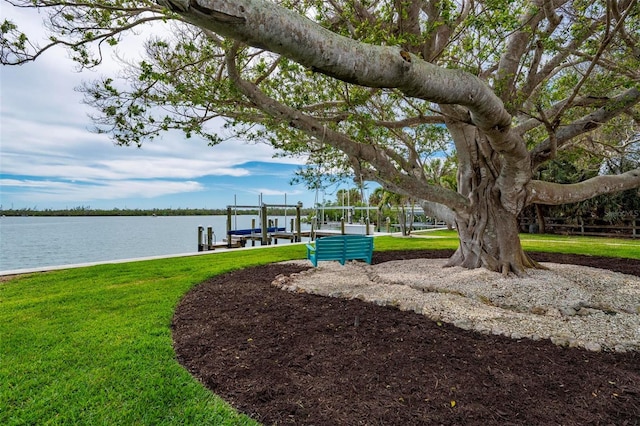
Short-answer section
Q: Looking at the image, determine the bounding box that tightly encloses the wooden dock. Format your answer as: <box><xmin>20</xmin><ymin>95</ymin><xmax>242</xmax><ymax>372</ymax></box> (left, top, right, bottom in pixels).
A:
<box><xmin>198</xmin><ymin>214</ymin><xmax>379</xmax><ymax>252</ymax></box>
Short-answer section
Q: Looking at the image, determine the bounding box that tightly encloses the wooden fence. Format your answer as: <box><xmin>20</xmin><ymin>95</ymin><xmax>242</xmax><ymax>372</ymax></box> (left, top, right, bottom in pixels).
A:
<box><xmin>520</xmin><ymin>217</ymin><xmax>639</xmax><ymax>239</ymax></box>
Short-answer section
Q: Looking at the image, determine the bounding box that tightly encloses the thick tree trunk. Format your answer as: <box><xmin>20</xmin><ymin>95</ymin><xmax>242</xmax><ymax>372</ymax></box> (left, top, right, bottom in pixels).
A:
<box><xmin>445</xmin><ymin>116</ymin><xmax>543</xmax><ymax>276</ymax></box>
<box><xmin>447</xmin><ymin>201</ymin><xmax>543</xmax><ymax>276</ymax></box>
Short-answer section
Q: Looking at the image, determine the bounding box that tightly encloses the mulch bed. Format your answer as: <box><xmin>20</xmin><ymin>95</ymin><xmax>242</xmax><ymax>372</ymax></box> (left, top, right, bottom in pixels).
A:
<box><xmin>172</xmin><ymin>250</ymin><xmax>640</xmax><ymax>425</ymax></box>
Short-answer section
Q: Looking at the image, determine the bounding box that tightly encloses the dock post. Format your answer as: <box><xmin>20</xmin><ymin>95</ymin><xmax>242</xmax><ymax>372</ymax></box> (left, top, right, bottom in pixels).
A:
<box><xmin>197</xmin><ymin>226</ymin><xmax>204</xmax><ymax>251</ymax></box>
<box><xmin>261</xmin><ymin>204</ymin><xmax>268</xmax><ymax>245</ymax></box>
<box><xmin>251</xmin><ymin>219</ymin><xmax>256</xmax><ymax>246</ymax></box>
<box><xmin>296</xmin><ymin>202</ymin><xmax>302</xmax><ymax>242</ymax></box>
<box><xmin>207</xmin><ymin>227</ymin><xmax>214</xmax><ymax>250</ymax></box>
<box><xmin>226</xmin><ymin>207</ymin><xmax>232</xmax><ymax>248</ymax></box>
<box><xmin>290</xmin><ymin>218</ymin><xmax>295</xmax><ymax>243</ymax></box>
<box><xmin>274</xmin><ymin>218</ymin><xmax>278</xmax><ymax>244</ymax></box>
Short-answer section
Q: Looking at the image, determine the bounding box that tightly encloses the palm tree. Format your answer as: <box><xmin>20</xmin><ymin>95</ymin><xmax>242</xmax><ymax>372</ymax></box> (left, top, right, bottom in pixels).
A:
<box><xmin>372</xmin><ymin>188</ymin><xmax>416</xmax><ymax>236</ymax></box>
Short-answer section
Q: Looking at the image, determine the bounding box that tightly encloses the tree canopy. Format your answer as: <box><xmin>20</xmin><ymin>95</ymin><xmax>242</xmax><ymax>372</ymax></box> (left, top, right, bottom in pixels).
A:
<box><xmin>2</xmin><ymin>0</ymin><xmax>639</xmax><ymax>274</ymax></box>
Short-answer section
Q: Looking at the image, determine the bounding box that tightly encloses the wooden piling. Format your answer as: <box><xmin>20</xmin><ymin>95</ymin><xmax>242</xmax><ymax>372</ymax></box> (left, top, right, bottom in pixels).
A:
<box><xmin>274</xmin><ymin>218</ymin><xmax>279</xmax><ymax>244</ymax></box>
<box><xmin>226</xmin><ymin>207</ymin><xmax>232</xmax><ymax>248</ymax></box>
<box><xmin>207</xmin><ymin>227</ymin><xmax>213</xmax><ymax>250</ymax></box>
<box><xmin>251</xmin><ymin>219</ymin><xmax>256</xmax><ymax>246</ymax></box>
<box><xmin>296</xmin><ymin>202</ymin><xmax>302</xmax><ymax>242</ymax></box>
<box><xmin>261</xmin><ymin>204</ymin><xmax>268</xmax><ymax>245</ymax></box>
<box><xmin>197</xmin><ymin>226</ymin><xmax>204</xmax><ymax>251</ymax></box>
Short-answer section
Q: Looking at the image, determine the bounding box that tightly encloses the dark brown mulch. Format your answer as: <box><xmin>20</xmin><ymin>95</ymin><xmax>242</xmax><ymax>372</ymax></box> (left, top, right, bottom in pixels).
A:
<box><xmin>172</xmin><ymin>250</ymin><xmax>640</xmax><ymax>425</ymax></box>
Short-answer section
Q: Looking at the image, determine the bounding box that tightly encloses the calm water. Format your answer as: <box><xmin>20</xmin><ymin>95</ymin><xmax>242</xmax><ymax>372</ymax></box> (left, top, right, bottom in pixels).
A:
<box><xmin>0</xmin><ymin>215</ymin><xmax>307</xmax><ymax>272</ymax></box>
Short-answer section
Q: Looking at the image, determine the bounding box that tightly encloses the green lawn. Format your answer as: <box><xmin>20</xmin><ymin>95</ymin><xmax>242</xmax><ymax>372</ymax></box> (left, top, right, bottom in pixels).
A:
<box><xmin>1</xmin><ymin>234</ymin><xmax>638</xmax><ymax>424</ymax></box>
<box><xmin>406</xmin><ymin>229</ymin><xmax>640</xmax><ymax>259</ymax></box>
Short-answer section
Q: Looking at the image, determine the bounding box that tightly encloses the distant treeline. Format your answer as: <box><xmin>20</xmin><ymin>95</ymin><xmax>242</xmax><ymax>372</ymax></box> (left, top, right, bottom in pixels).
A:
<box><xmin>0</xmin><ymin>206</ymin><xmax>314</xmax><ymax>217</ymax></box>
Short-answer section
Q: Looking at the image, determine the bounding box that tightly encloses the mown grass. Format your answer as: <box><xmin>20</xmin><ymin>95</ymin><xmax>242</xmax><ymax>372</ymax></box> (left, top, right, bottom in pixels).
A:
<box><xmin>519</xmin><ymin>233</ymin><xmax>640</xmax><ymax>259</ymax></box>
<box><xmin>407</xmin><ymin>229</ymin><xmax>640</xmax><ymax>259</ymax></box>
<box><xmin>1</xmin><ymin>234</ymin><xmax>638</xmax><ymax>424</ymax></box>
<box><xmin>1</xmin><ymin>246</ymin><xmax>305</xmax><ymax>425</ymax></box>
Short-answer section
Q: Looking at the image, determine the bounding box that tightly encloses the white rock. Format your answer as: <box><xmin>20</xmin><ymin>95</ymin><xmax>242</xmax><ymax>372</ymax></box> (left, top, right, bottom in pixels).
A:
<box><xmin>583</xmin><ymin>341</ymin><xmax>602</xmax><ymax>352</ymax></box>
<box><xmin>276</xmin><ymin>259</ymin><xmax>640</xmax><ymax>352</ymax></box>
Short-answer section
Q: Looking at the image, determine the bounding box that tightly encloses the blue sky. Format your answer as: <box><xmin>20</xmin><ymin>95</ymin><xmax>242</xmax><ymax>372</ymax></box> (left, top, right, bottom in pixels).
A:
<box><xmin>0</xmin><ymin>8</ymin><xmax>332</xmax><ymax>211</ymax></box>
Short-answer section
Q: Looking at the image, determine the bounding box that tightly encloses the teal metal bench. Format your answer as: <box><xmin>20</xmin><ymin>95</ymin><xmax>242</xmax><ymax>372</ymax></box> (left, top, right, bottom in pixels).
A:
<box><xmin>306</xmin><ymin>235</ymin><xmax>374</xmax><ymax>267</ymax></box>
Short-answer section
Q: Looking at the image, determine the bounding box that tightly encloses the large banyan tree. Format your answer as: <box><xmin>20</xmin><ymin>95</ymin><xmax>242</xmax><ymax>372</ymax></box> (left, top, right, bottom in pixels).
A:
<box><xmin>2</xmin><ymin>0</ymin><xmax>640</xmax><ymax>274</ymax></box>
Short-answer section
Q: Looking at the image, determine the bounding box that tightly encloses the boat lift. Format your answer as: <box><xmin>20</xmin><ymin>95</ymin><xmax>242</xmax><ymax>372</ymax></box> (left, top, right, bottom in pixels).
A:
<box><xmin>226</xmin><ymin>202</ymin><xmax>303</xmax><ymax>247</ymax></box>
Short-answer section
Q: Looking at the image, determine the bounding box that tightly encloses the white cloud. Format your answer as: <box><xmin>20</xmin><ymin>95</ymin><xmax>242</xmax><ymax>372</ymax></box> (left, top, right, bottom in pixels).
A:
<box><xmin>1</xmin><ymin>178</ymin><xmax>204</xmax><ymax>202</ymax></box>
<box><xmin>2</xmin><ymin>102</ymin><xmax>303</xmax><ymax>181</ymax></box>
<box><xmin>252</xmin><ymin>187</ymin><xmax>305</xmax><ymax>196</ymax></box>
<box><xmin>0</xmin><ymin>6</ymin><xmax>313</xmax><ymax>209</ymax></box>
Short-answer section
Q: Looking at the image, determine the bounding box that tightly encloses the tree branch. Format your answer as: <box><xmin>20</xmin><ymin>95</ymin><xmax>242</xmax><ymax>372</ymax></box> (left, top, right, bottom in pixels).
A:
<box><xmin>374</xmin><ymin>115</ymin><xmax>445</xmax><ymax>128</ymax></box>
<box><xmin>550</xmin><ymin>1</ymin><xmax>634</xmax><ymax>126</ymax></box>
<box><xmin>531</xmin><ymin>87</ymin><xmax>640</xmax><ymax>169</ymax></box>
<box><xmin>2</xmin><ymin>14</ymin><xmax>165</xmax><ymax>66</ymax></box>
<box><xmin>527</xmin><ymin>168</ymin><xmax>640</xmax><ymax>205</ymax></box>
<box><xmin>160</xmin><ymin>0</ymin><xmax>537</xmax><ymax>214</ymax></box>
<box><xmin>223</xmin><ymin>42</ymin><xmax>470</xmax><ymax>213</ymax></box>
<box><xmin>494</xmin><ymin>3</ymin><xmax>544</xmax><ymax>105</ymax></box>
<box><xmin>158</xmin><ymin>0</ymin><xmax>512</xmax><ymax>132</ymax></box>
<box><xmin>418</xmin><ymin>200</ymin><xmax>455</xmax><ymax>225</ymax></box>
<box><xmin>514</xmin><ymin>95</ymin><xmax>614</xmax><ymax>135</ymax></box>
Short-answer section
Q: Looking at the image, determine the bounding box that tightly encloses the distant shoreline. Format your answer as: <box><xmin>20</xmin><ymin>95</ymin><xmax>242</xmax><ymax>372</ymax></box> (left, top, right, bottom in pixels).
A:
<box><xmin>1</xmin><ymin>207</ymin><xmax>316</xmax><ymax>217</ymax></box>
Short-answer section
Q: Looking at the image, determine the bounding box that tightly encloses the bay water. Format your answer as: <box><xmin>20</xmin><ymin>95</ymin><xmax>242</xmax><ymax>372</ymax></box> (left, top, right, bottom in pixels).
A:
<box><xmin>0</xmin><ymin>215</ymin><xmax>308</xmax><ymax>273</ymax></box>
